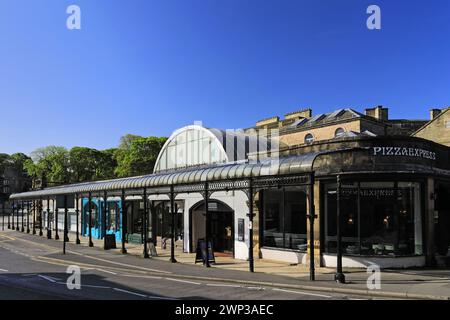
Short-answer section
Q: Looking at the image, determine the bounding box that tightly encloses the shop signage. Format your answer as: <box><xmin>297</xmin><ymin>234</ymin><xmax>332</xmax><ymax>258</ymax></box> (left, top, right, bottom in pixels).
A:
<box><xmin>372</xmin><ymin>146</ymin><xmax>436</xmax><ymax>160</ymax></box>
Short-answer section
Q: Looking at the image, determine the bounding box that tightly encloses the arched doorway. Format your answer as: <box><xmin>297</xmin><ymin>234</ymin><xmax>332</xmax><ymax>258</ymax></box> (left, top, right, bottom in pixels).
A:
<box><xmin>189</xmin><ymin>200</ymin><xmax>234</xmax><ymax>256</ymax></box>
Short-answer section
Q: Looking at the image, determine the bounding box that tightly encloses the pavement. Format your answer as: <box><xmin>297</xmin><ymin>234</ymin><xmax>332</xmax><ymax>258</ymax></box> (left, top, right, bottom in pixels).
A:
<box><xmin>1</xmin><ymin>223</ymin><xmax>450</xmax><ymax>300</ymax></box>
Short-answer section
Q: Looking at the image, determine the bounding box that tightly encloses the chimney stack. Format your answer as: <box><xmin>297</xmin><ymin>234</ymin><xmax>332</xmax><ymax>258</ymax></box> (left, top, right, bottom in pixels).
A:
<box><xmin>365</xmin><ymin>106</ymin><xmax>389</xmax><ymax>121</ymax></box>
<box><xmin>430</xmin><ymin>108</ymin><xmax>442</xmax><ymax>120</ymax></box>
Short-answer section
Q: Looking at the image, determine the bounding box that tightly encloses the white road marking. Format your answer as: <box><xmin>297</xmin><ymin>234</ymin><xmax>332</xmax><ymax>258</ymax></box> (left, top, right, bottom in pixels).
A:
<box><xmin>121</xmin><ymin>274</ymin><xmax>163</xmax><ymax>280</ymax></box>
<box><xmin>165</xmin><ymin>277</ymin><xmax>201</xmax><ymax>285</ymax></box>
<box><xmin>206</xmin><ymin>283</ymin><xmax>241</xmax><ymax>288</ymax></box>
<box><xmin>38</xmin><ymin>275</ymin><xmax>57</xmax><ymax>283</ymax></box>
<box><xmin>0</xmin><ymin>269</ymin><xmax>8</xmax><ymax>272</ymax></box>
<box><xmin>67</xmin><ymin>250</ymin><xmax>172</xmax><ymax>274</ymax></box>
<box><xmin>272</xmin><ymin>288</ymin><xmax>332</xmax><ymax>298</ymax></box>
<box><xmin>113</xmin><ymin>288</ymin><xmax>147</xmax><ymax>298</ymax></box>
<box><xmin>96</xmin><ymin>268</ymin><xmax>117</xmax><ymax>275</ymax></box>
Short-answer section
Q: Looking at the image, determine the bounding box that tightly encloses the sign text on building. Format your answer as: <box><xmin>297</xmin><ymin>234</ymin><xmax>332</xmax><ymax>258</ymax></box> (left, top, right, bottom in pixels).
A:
<box><xmin>373</xmin><ymin>147</ymin><xmax>436</xmax><ymax>160</ymax></box>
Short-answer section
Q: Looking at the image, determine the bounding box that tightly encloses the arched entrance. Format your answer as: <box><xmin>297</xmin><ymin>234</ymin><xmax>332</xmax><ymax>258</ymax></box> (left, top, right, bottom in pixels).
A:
<box><xmin>189</xmin><ymin>200</ymin><xmax>234</xmax><ymax>256</ymax></box>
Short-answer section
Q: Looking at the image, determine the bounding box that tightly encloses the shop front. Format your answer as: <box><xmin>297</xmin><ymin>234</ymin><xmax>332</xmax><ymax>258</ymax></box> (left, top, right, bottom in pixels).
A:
<box><xmin>257</xmin><ymin>136</ymin><xmax>450</xmax><ymax>268</ymax></box>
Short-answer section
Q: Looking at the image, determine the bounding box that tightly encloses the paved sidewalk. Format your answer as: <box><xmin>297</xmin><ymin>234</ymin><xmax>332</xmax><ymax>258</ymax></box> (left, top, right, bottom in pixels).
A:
<box><xmin>3</xmin><ymin>228</ymin><xmax>450</xmax><ymax>300</ymax></box>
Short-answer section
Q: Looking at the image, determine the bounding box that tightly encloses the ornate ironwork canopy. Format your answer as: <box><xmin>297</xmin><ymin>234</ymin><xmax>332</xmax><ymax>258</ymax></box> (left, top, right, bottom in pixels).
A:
<box><xmin>10</xmin><ymin>152</ymin><xmax>321</xmax><ymax>200</ymax></box>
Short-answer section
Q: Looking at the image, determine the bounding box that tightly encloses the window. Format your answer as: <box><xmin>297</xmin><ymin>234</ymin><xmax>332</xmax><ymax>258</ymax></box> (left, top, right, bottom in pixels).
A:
<box><xmin>324</xmin><ymin>181</ymin><xmax>423</xmax><ymax>256</ymax></box>
<box><xmin>335</xmin><ymin>128</ymin><xmax>345</xmax><ymax>137</ymax></box>
<box><xmin>304</xmin><ymin>133</ymin><xmax>314</xmax><ymax>144</ymax></box>
<box><xmin>262</xmin><ymin>188</ymin><xmax>307</xmax><ymax>250</ymax></box>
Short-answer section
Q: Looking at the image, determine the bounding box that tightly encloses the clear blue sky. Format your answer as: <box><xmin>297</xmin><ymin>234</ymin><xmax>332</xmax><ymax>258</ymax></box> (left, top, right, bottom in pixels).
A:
<box><xmin>1</xmin><ymin>0</ymin><xmax>450</xmax><ymax>155</ymax></box>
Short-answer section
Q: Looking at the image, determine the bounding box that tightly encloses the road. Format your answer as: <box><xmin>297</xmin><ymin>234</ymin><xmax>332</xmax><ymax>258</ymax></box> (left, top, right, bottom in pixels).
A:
<box><xmin>0</xmin><ymin>228</ymin><xmax>375</xmax><ymax>300</ymax></box>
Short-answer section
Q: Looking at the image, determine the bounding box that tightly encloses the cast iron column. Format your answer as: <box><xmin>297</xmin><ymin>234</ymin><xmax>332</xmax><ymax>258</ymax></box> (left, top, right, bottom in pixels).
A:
<box><xmin>26</xmin><ymin>201</ymin><xmax>30</xmax><ymax>233</ymax></box>
<box><xmin>103</xmin><ymin>191</ymin><xmax>108</xmax><ymax>249</ymax></box>
<box><xmin>170</xmin><ymin>185</ymin><xmax>177</xmax><ymax>263</ymax></box>
<box><xmin>16</xmin><ymin>201</ymin><xmax>19</xmax><ymax>231</ymax></box>
<box><xmin>75</xmin><ymin>195</ymin><xmax>80</xmax><ymax>244</ymax></box>
<box><xmin>12</xmin><ymin>201</ymin><xmax>15</xmax><ymax>230</ymax></box>
<box><xmin>32</xmin><ymin>200</ymin><xmax>36</xmax><ymax>234</ymax></box>
<box><xmin>121</xmin><ymin>189</ymin><xmax>127</xmax><ymax>254</ymax></box>
<box><xmin>204</xmin><ymin>182</ymin><xmax>211</xmax><ymax>268</ymax></box>
<box><xmin>248</xmin><ymin>179</ymin><xmax>254</xmax><ymax>273</ymax></box>
<box><xmin>2</xmin><ymin>202</ymin><xmax>4</xmax><ymax>231</ymax></box>
<box><xmin>334</xmin><ymin>174</ymin><xmax>346</xmax><ymax>283</ymax></box>
<box><xmin>39</xmin><ymin>198</ymin><xmax>43</xmax><ymax>236</ymax></box>
<box><xmin>143</xmin><ymin>188</ymin><xmax>149</xmax><ymax>258</ymax></box>
<box><xmin>308</xmin><ymin>173</ymin><xmax>316</xmax><ymax>281</ymax></box>
<box><xmin>47</xmin><ymin>197</ymin><xmax>52</xmax><ymax>239</ymax></box>
<box><xmin>7</xmin><ymin>201</ymin><xmax>11</xmax><ymax>229</ymax></box>
<box><xmin>55</xmin><ymin>199</ymin><xmax>59</xmax><ymax>240</ymax></box>
<box><xmin>63</xmin><ymin>195</ymin><xmax>68</xmax><ymax>254</ymax></box>
<box><xmin>21</xmin><ymin>201</ymin><xmax>24</xmax><ymax>232</ymax></box>
<box><xmin>88</xmin><ymin>192</ymin><xmax>93</xmax><ymax>247</ymax></box>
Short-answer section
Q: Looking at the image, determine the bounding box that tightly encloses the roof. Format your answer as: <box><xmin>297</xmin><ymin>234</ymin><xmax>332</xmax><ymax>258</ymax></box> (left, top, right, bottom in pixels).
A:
<box><xmin>412</xmin><ymin>107</ymin><xmax>450</xmax><ymax>136</ymax></box>
<box><xmin>10</xmin><ymin>152</ymin><xmax>322</xmax><ymax>200</ymax></box>
<box><xmin>284</xmin><ymin>108</ymin><xmax>365</xmax><ymax>130</ymax></box>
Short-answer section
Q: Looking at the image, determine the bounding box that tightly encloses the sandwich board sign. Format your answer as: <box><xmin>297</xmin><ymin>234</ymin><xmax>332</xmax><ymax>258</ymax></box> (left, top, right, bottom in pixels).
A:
<box><xmin>195</xmin><ymin>239</ymin><xmax>215</xmax><ymax>264</ymax></box>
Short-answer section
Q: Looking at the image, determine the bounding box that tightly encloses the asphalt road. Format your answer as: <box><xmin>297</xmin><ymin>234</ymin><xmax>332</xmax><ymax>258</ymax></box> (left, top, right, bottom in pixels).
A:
<box><xmin>0</xmin><ymin>228</ymin><xmax>374</xmax><ymax>300</ymax></box>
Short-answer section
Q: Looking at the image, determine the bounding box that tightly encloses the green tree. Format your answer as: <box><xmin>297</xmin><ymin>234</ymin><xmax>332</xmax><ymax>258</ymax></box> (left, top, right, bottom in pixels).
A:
<box><xmin>69</xmin><ymin>147</ymin><xmax>117</xmax><ymax>182</ymax></box>
<box><xmin>115</xmin><ymin>136</ymin><xmax>167</xmax><ymax>177</ymax></box>
<box><xmin>24</xmin><ymin>146</ymin><xmax>70</xmax><ymax>186</ymax></box>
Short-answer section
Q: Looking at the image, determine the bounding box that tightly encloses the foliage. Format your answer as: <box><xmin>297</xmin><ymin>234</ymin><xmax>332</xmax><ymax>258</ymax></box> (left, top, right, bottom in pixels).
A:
<box><xmin>114</xmin><ymin>136</ymin><xmax>167</xmax><ymax>177</ymax></box>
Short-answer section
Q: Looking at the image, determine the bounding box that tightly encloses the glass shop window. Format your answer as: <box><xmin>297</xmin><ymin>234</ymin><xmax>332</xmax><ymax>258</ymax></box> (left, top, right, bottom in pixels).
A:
<box><xmin>324</xmin><ymin>181</ymin><xmax>423</xmax><ymax>256</ymax></box>
<box><xmin>263</xmin><ymin>188</ymin><xmax>307</xmax><ymax>251</ymax></box>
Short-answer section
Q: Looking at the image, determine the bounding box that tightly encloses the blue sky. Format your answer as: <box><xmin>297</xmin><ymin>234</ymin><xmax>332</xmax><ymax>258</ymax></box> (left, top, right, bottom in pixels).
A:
<box><xmin>1</xmin><ymin>0</ymin><xmax>450</xmax><ymax>154</ymax></box>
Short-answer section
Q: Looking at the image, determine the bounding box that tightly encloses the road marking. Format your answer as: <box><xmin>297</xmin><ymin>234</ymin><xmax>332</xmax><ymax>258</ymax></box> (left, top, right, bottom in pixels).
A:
<box><xmin>165</xmin><ymin>277</ymin><xmax>201</xmax><ymax>285</ymax></box>
<box><xmin>96</xmin><ymin>268</ymin><xmax>117</xmax><ymax>275</ymax></box>
<box><xmin>121</xmin><ymin>274</ymin><xmax>163</xmax><ymax>280</ymax></box>
<box><xmin>38</xmin><ymin>275</ymin><xmax>57</xmax><ymax>283</ymax></box>
<box><xmin>272</xmin><ymin>288</ymin><xmax>332</xmax><ymax>298</ymax></box>
<box><xmin>113</xmin><ymin>288</ymin><xmax>147</xmax><ymax>298</ymax></box>
<box><xmin>206</xmin><ymin>283</ymin><xmax>241</xmax><ymax>288</ymax></box>
<box><xmin>0</xmin><ymin>269</ymin><xmax>8</xmax><ymax>272</ymax></box>
<box><xmin>67</xmin><ymin>250</ymin><xmax>172</xmax><ymax>274</ymax></box>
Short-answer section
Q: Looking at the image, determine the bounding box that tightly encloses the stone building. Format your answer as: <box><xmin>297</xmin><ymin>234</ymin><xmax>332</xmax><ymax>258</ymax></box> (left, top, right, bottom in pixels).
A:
<box><xmin>413</xmin><ymin>107</ymin><xmax>450</xmax><ymax>147</ymax></box>
<box><xmin>9</xmin><ymin>105</ymin><xmax>450</xmax><ymax>270</ymax></box>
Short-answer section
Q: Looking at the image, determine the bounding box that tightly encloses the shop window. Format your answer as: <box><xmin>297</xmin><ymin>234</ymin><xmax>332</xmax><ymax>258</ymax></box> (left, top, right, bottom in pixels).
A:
<box><xmin>262</xmin><ymin>188</ymin><xmax>307</xmax><ymax>251</ymax></box>
<box><xmin>324</xmin><ymin>182</ymin><xmax>423</xmax><ymax>256</ymax></box>
<box><xmin>304</xmin><ymin>133</ymin><xmax>314</xmax><ymax>144</ymax></box>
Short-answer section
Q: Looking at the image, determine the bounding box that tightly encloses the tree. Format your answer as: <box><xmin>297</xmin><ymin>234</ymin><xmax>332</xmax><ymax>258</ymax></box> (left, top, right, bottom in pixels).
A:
<box><xmin>69</xmin><ymin>147</ymin><xmax>117</xmax><ymax>182</ymax></box>
<box><xmin>24</xmin><ymin>146</ymin><xmax>70</xmax><ymax>186</ymax></box>
<box><xmin>115</xmin><ymin>137</ymin><xmax>167</xmax><ymax>177</ymax></box>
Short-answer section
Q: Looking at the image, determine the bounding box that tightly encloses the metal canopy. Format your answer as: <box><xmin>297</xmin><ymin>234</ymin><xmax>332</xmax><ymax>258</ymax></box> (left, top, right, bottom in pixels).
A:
<box><xmin>10</xmin><ymin>152</ymin><xmax>321</xmax><ymax>200</ymax></box>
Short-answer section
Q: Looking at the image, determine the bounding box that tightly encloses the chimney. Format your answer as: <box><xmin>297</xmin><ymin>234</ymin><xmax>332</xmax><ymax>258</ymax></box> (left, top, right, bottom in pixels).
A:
<box><xmin>284</xmin><ymin>108</ymin><xmax>312</xmax><ymax>120</ymax></box>
<box><xmin>430</xmin><ymin>108</ymin><xmax>442</xmax><ymax>120</ymax></box>
<box><xmin>365</xmin><ymin>106</ymin><xmax>389</xmax><ymax>121</ymax></box>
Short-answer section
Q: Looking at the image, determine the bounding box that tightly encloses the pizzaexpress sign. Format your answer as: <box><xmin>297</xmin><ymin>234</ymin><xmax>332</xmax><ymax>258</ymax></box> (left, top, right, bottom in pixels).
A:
<box><xmin>372</xmin><ymin>146</ymin><xmax>436</xmax><ymax>160</ymax></box>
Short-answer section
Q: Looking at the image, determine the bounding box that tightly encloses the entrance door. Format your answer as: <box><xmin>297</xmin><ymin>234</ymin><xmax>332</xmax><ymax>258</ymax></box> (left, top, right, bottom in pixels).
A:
<box><xmin>190</xmin><ymin>201</ymin><xmax>234</xmax><ymax>255</ymax></box>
